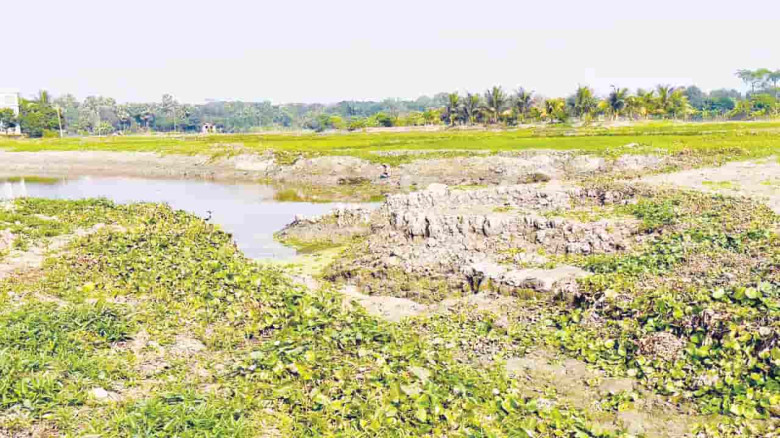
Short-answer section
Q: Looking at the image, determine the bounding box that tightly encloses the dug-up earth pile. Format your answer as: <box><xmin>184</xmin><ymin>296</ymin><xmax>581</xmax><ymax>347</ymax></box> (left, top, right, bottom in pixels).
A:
<box><xmin>282</xmin><ymin>182</ymin><xmax>648</xmax><ymax>304</ymax></box>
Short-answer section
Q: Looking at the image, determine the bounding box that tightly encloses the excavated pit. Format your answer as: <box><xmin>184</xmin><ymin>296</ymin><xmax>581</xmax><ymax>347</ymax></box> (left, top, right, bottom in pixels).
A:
<box><xmin>283</xmin><ymin>183</ymin><xmax>646</xmax><ymax>304</ymax></box>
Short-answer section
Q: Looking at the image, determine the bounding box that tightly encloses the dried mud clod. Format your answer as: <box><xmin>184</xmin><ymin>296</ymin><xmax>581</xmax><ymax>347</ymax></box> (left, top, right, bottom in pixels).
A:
<box><xmin>314</xmin><ymin>183</ymin><xmax>646</xmax><ymax>303</ymax></box>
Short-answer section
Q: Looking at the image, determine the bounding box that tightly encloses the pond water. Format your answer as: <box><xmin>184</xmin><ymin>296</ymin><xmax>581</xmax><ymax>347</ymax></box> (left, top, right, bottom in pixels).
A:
<box><xmin>3</xmin><ymin>177</ymin><xmax>346</xmax><ymax>259</ymax></box>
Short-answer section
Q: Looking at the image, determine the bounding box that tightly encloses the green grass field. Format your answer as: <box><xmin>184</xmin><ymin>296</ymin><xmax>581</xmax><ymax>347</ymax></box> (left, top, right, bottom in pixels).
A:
<box><xmin>2</xmin><ymin>121</ymin><xmax>780</xmax><ymax>165</ymax></box>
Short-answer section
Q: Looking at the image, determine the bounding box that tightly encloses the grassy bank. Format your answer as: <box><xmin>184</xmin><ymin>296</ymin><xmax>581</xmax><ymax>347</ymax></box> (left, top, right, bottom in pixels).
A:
<box><xmin>2</xmin><ymin>121</ymin><xmax>780</xmax><ymax>166</ymax></box>
<box><xmin>2</xmin><ymin>187</ymin><xmax>779</xmax><ymax>435</ymax></box>
<box><xmin>0</xmin><ymin>199</ymin><xmax>624</xmax><ymax>437</ymax></box>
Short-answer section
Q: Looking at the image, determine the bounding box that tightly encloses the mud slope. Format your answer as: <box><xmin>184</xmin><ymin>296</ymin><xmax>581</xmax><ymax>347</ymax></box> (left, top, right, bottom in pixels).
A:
<box><xmin>642</xmin><ymin>158</ymin><xmax>780</xmax><ymax>213</ymax></box>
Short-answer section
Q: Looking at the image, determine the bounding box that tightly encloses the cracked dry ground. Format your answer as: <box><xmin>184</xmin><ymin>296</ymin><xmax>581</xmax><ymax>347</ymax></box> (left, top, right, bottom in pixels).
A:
<box><xmin>285</xmin><ymin>180</ymin><xmax>780</xmax><ymax>436</ymax></box>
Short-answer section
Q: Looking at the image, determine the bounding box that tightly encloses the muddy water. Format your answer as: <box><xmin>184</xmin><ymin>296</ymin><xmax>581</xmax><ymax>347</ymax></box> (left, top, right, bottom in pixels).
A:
<box><xmin>6</xmin><ymin>177</ymin><xmax>346</xmax><ymax>259</ymax></box>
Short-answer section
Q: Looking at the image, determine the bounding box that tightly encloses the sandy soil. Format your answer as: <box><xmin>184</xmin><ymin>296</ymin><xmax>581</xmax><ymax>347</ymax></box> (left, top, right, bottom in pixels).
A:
<box><xmin>642</xmin><ymin>158</ymin><xmax>780</xmax><ymax>213</ymax></box>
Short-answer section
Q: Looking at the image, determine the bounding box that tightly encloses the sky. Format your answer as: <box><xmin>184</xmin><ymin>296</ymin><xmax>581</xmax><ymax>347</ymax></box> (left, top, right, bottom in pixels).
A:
<box><xmin>5</xmin><ymin>0</ymin><xmax>780</xmax><ymax>104</ymax></box>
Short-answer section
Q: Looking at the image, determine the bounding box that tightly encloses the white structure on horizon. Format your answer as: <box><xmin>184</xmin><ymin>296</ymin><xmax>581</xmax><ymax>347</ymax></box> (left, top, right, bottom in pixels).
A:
<box><xmin>0</xmin><ymin>89</ymin><xmax>22</xmax><ymax>135</ymax></box>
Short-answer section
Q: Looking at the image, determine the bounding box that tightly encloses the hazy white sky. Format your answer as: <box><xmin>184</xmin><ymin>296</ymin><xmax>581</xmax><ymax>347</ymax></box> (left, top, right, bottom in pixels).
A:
<box><xmin>5</xmin><ymin>0</ymin><xmax>779</xmax><ymax>103</ymax></box>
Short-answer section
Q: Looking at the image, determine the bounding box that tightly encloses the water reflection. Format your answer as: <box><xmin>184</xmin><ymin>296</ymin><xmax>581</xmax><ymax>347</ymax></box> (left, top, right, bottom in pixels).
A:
<box><xmin>14</xmin><ymin>177</ymin><xmax>348</xmax><ymax>259</ymax></box>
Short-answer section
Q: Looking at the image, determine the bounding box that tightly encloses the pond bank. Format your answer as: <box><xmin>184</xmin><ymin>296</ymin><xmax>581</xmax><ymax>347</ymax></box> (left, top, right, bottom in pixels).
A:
<box><xmin>0</xmin><ymin>149</ymin><xmax>670</xmax><ymax>201</ymax></box>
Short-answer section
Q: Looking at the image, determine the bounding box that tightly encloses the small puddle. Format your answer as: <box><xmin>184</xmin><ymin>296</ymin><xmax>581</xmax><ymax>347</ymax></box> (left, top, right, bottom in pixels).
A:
<box><xmin>2</xmin><ymin>177</ymin><xmax>353</xmax><ymax>259</ymax></box>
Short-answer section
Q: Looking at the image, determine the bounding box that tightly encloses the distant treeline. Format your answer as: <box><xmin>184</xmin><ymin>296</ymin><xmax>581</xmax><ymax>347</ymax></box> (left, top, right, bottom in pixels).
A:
<box><xmin>1</xmin><ymin>68</ymin><xmax>778</xmax><ymax>137</ymax></box>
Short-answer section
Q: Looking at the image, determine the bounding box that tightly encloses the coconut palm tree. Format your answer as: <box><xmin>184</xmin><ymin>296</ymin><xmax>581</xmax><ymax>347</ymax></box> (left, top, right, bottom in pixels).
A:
<box><xmin>514</xmin><ymin>87</ymin><xmax>533</xmax><ymax>123</ymax></box>
<box><xmin>624</xmin><ymin>96</ymin><xmax>646</xmax><ymax>120</ymax></box>
<box><xmin>444</xmin><ymin>93</ymin><xmax>461</xmax><ymax>126</ymax></box>
<box><xmin>655</xmin><ymin>85</ymin><xmax>676</xmax><ymax>117</ymax></box>
<box><xmin>543</xmin><ymin>98</ymin><xmax>567</xmax><ymax>123</ymax></box>
<box><xmin>607</xmin><ymin>86</ymin><xmax>628</xmax><ymax>120</ymax></box>
<box><xmin>636</xmin><ymin>88</ymin><xmax>656</xmax><ymax>116</ymax></box>
<box><xmin>573</xmin><ymin>85</ymin><xmax>597</xmax><ymax>118</ymax></box>
<box><xmin>668</xmin><ymin>89</ymin><xmax>692</xmax><ymax>119</ymax></box>
<box><xmin>462</xmin><ymin>93</ymin><xmax>481</xmax><ymax>125</ymax></box>
<box><xmin>483</xmin><ymin>86</ymin><xmax>507</xmax><ymax>124</ymax></box>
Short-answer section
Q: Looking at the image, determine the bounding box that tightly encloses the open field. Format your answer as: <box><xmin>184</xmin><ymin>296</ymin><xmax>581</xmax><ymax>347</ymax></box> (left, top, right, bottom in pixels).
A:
<box><xmin>2</xmin><ymin>121</ymin><xmax>780</xmax><ymax>165</ymax></box>
<box><xmin>2</xmin><ymin>121</ymin><xmax>780</xmax><ymax>203</ymax></box>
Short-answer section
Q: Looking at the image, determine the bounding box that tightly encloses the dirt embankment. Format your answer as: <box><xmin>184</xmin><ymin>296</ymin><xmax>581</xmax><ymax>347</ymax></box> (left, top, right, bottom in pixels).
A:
<box><xmin>0</xmin><ymin>150</ymin><xmax>665</xmax><ymax>188</ymax></box>
<box><xmin>282</xmin><ymin>183</ymin><xmax>646</xmax><ymax>304</ymax></box>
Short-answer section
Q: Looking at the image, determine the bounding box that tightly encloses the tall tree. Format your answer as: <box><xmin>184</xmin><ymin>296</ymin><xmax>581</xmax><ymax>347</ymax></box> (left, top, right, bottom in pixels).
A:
<box><xmin>53</xmin><ymin>94</ymin><xmax>80</xmax><ymax>133</ymax></box>
<box><xmin>444</xmin><ymin>93</ymin><xmax>461</xmax><ymax>126</ymax></box>
<box><xmin>0</xmin><ymin>108</ymin><xmax>17</xmax><ymax>132</ymax></box>
<box><xmin>483</xmin><ymin>86</ymin><xmax>507</xmax><ymax>124</ymax></box>
<box><xmin>514</xmin><ymin>88</ymin><xmax>533</xmax><ymax>123</ymax></box>
<box><xmin>624</xmin><ymin>96</ymin><xmax>645</xmax><ymax>119</ymax></box>
<box><xmin>668</xmin><ymin>88</ymin><xmax>692</xmax><ymax>119</ymax></box>
<box><xmin>655</xmin><ymin>85</ymin><xmax>676</xmax><ymax>117</ymax></box>
<box><xmin>115</xmin><ymin>105</ymin><xmax>132</xmax><ymax>132</ymax></box>
<box><xmin>636</xmin><ymin>89</ymin><xmax>656</xmax><ymax>117</ymax></box>
<box><xmin>18</xmin><ymin>97</ymin><xmax>59</xmax><ymax>138</ymax></box>
<box><xmin>754</xmin><ymin>68</ymin><xmax>772</xmax><ymax>91</ymax></box>
<box><xmin>736</xmin><ymin>69</ymin><xmax>755</xmax><ymax>94</ymax></box>
<box><xmin>543</xmin><ymin>98</ymin><xmax>567</xmax><ymax>123</ymax></box>
<box><xmin>607</xmin><ymin>86</ymin><xmax>628</xmax><ymax>119</ymax></box>
<box><xmin>572</xmin><ymin>85</ymin><xmax>597</xmax><ymax>118</ymax></box>
<box><xmin>769</xmin><ymin>70</ymin><xmax>780</xmax><ymax>101</ymax></box>
<box><xmin>683</xmin><ymin>86</ymin><xmax>706</xmax><ymax>110</ymax></box>
<box><xmin>37</xmin><ymin>90</ymin><xmax>51</xmax><ymax>105</ymax></box>
<box><xmin>462</xmin><ymin>93</ymin><xmax>481</xmax><ymax>125</ymax></box>
<box><xmin>161</xmin><ymin>94</ymin><xmax>180</xmax><ymax>132</ymax></box>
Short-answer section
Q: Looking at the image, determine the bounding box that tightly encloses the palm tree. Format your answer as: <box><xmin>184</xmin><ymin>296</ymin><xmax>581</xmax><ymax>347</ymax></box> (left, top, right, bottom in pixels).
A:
<box><xmin>607</xmin><ymin>86</ymin><xmax>628</xmax><ymax>120</ymax></box>
<box><xmin>444</xmin><ymin>93</ymin><xmax>461</xmax><ymax>126</ymax></box>
<box><xmin>514</xmin><ymin>88</ymin><xmax>533</xmax><ymax>123</ymax></box>
<box><xmin>655</xmin><ymin>85</ymin><xmax>676</xmax><ymax>117</ymax></box>
<box><xmin>573</xmin><ymin>85</ymin><xmax>597</xmax><ymax>118</ymax></box>
<box><xmin>483</xmin><ymin>86</ymin><xmax>507</xmax><ymax>124</ymax></box>
<box><xmin>543</xmin><ymin>98</ymin><xmax>567</xmax><ymax>123</ymax></box>
<box><xmin>637</xmin><ymin>89</ymin><xmax>656</xmax><ymax>117</ymax></box>
<box><xmin>462</xmin><ymin>93</ymin><xmax>481</xmax><ymax>125</ymax></box>
<box><xmin>36</xmin><ymin>90</ymin><xmax>51</xmax><ymax>105</ymax></box>
<box><xmin>668</xmin><ymin>88</ymin><xmax>691</xmax><ymax>120</ymax></box>
<box><xmin>624</xmin><ymin>96</ymin><xmax>645</xmax><ymax>120</ymax></box>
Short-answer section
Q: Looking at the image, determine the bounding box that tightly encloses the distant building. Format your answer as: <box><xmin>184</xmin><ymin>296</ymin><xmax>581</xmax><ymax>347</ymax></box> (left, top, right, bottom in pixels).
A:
<box><xmin>0</xmin><ymin>89</ymin><xmax>21</xmax><ymax>135</ymax></box>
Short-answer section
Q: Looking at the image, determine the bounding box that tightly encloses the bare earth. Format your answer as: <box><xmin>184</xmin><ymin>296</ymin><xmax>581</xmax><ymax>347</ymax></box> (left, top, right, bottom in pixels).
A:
<box><xmin>0</xmin><ymin>150</ymin><xmax>665</xmax><ymax>188</ymax></box>
<box><xmin>642</xmin><ymin>158</ymin><xmax>780</xmax><ymax>214</ymax></box>
<box><xmin>0</xmin><ymin>151</ymin><xmax>257</xmax><ymax>181</ymax></box>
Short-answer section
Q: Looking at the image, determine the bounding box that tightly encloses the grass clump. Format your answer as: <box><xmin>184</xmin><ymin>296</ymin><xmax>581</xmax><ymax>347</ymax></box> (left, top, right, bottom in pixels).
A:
<box><xmin>0</xmin><ymin>302</ymin><xmax>135</xmax><ymax>416</ymax></box>
<box><xmin>702</xmin><ymin>180</ymin><xmax>738</xmax><ymax>189</ymax></box>
<box><xmin>545</xmin><ymin>189</ymin><xmax>780</xmax><ymax>425</ymax></box>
